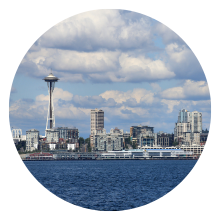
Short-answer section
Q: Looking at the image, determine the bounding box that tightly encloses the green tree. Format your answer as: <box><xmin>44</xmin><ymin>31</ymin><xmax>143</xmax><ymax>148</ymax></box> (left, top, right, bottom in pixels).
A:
<box><xmin>124</xmin><ymin>137</ymin><xmax>131</xmax><ymax>145</ymax></box>
<box><xmin>172</xmin><ymin>141</ymin><xmax>179</xmax><ymax>146</ymax></box>
<box><xmin>16</xmin><ymin>141</ymin><xmax>26</xmax><ymax>151</ymax></box>
<box><xmin>124</xmin><ymin>137</ymin><xmax>131</xmax><ymax>149</ymax></box>
<box><xmin>79</xmin><ymin>137</ymin><xmax>84</xmax><ymax>147</ymax></box>
<box><xmin>85</xmin><ymin>138</ymin><xmax>91</xmax><ymax>152</ymax></box>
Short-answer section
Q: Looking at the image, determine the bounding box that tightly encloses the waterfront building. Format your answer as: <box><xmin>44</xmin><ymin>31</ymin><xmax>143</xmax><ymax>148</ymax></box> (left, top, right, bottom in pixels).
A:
<box><xmin>49</xmin><ymin>144</ymin><xmax>56</xmax><ymax>150</ymax></box>
<box><xmin>100</xmin><ymin>149</ymin><xmax>193</xmax><ymax>159</ymax></box>
<box><xmin>122</xmin><ymin>132</ymin><xmax>130</xmax><ymax>147</ymax></box>
<box><xmin>182</xmin><ymin>131</ymin><xmax>200</xmax><ymax>146</ymax></box>
<box><xmin>39</xmin><ymin>141</ymin><xmax>49</xmax><ymax>151</ymax></box>
<box><xmin>57</xmin><ymin>142</ymin><xmax>67</xmax><ymax>149</ymax></box>
<box><xmin>56</xmin><ymin>127</ymin><xmax>79</xmax><ymax>143</ymax></box>
<box><xmin>174</xmin><ymin>122</ymin><xmax>191</xmax><ymax>141</ymax></box>
<box><xmin>93</xmin><ymin>128</ymin><xmax>123</xmax><ymax>151</ymax></box>
<box><xmin>90</xmin><ymin>109</ymin><xmax>104</xmax><ymax>148</ymax></box>
<box><xmin>123</xmin><ymin>132</ymin><xmax>130</xmax><ymax>139</ymax></box>
<box><xmin>179</xmin><ymin>144</ymin><xmax>204</xmax><ymax>156</ymax></box>
<box><xmin>46</xmin><ymin>129</ymin><xmax>59</xmax><ymax>143</ymax></box>
<box><xmin>130</xmin><ymin>125</ymin><xmax>154</xmax><ymax>146</ymax></box>
<box><xmin>139</xmin><ymin>135</ymin><xmax>155</xmax><ymax>148</ymax></box>
<box><xmin>12</xmin><ymin>128</ymin><xmax>22</xmax><ymax>139</ymax></box>
<box><xmin>130</xmin><ymin>125</ymin><xmax>154</xmax><ymax>139</ymax></box>
<box><xmin>67</xmin><ymin>144</ymin><xmax>76</xmax><ymax>151</ymax></box>
<box><xmin>12</xmin><ymin>129</ymin><xmax>26</xmax><ymax>144</ymax></box>
<box><xmin>157</xmin><ymin>133</ymin><xmax>174</xmax><ymax>147</ymax></box>
<box><xmin>26</xmin><ymin>129</ymin><xmax>39</xmax><ymax>151</ymax></box>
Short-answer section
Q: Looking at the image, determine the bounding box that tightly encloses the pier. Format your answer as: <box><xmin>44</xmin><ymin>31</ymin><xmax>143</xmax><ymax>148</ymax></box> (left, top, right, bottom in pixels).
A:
<box><xmin>22</xmin><ymin>149</ymin><xmax>198</xmax><ymax>161</ymax></box>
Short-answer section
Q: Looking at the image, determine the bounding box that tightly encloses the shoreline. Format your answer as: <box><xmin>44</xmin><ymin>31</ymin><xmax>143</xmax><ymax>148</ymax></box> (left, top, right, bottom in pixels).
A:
<box><xmin>23</xmin><ymin>157</ymin><xmax>198</xmax><ymax>161</ymax></box>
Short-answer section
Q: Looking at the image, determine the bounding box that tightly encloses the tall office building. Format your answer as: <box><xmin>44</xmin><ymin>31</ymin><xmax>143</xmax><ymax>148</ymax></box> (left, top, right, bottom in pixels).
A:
<box><xmin>174</xmin><ymin>122</ymin><xmax>191</xmax><ymax>140</ymax></box>
<box><xmin>174</xmin><ymin>109</ymin><xmax>202</xmax><ymax>143</ymax></box>
<box><xmin>177</xmin><ymin>109</ymin><xmax>189</xmax><ymax>123</ymax></box>
<box><xmin>188</xmin><ymin>111</ymin><xmax>202</xmax><ymax>133</ymax></box>
<box><xmin>90</xmin><ymin>109</ymin><xmax>104</xmax><ymax>148</ymax></box>
<box><xmin>90</xmin><ymin>109</ymin><xmax>104</xmax><ymax>133</ymax></box>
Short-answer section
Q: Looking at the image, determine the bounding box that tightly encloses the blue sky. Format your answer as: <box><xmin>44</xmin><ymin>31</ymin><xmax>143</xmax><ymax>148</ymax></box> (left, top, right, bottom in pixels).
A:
<box><xmin>9</xmin><ymin>9</ymin><xmax>211</xmax><ymax>138</ymax></box>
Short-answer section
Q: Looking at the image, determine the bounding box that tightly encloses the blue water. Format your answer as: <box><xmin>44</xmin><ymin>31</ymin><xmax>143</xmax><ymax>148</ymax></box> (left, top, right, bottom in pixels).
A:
<box><xmin>24</xmin><ymin>160</ymin><xmax>196</xmax><ymax>211</ymax></box>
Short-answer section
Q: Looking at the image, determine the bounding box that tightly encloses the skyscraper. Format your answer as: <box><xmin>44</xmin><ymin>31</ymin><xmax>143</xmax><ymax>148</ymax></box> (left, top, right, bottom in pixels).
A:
<box><xmin>188</xmin><ymin>111</ymin><xmax>202</xmax><ymax>133</ymax></box>
<box><xmin>90</xmin><ymin>109</ymin><xmax>104</xmax><ymax>149</ymax></box>
<box><xmin>90</xmin><ymin>109</ymin><xmax>104</xmax><ymax>134</ymax></box>
<box><xmin>174</xmin><ymin>109</ymin><xmax>202</xmax><ymax>142</ymax></box>
<box><xmin>177</xmin><ymin>109</ymin><xmax>189</xmax><ymax>123</ymax></box>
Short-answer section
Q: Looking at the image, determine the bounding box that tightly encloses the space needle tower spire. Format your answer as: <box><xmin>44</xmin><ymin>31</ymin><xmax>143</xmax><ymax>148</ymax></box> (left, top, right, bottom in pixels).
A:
<box><xmin>43</xmin><ymin>72</ymin><xmax>59</xmax><ymax>130</ymax></box>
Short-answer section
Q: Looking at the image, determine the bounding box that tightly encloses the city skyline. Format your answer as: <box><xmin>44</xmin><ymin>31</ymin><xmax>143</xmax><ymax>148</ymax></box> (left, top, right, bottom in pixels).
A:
<box><xmin>9</xmin><ymin>9</ymin><xmax>211</xmax><ymax>138</ymax></box>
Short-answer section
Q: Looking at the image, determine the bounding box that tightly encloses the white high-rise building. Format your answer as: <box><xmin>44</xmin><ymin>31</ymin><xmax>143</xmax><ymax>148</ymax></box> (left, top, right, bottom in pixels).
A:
<box><xmin>178</xmin><ymin>109</ymin><xmax>189</xmax><ymax>123</ymax></box>
<box><xmin>90</xmin><ymin>109</ymin><xmax>104</xmax><ymax>148</ymax></box>
<box><xmin>174</xmin><ymin>122</ymin><xmax>191</xmax><ymax>140</ymax></box>
<box><xmin>174</xmin><ymin>109</ymin><xmax>202</xmax><ymax>143</ymax></box>
<box><xmin>90</xmin><ymin>109</ymin><xmax>104</xmax><ymax>133</ymax></box>
<box><xmin>188</xmin><ymin>111</ymin><xmax>202</xmax><ymax>133</ymax></box>
<box><xmin>46</xmin><ymin>129</ymin><xmax>59</xmax><ymax>143</ymax></box>
<box><xmin>26</xmin><ymin>129</ymin><xmax>39</xmax><ymax>151</ymax></box>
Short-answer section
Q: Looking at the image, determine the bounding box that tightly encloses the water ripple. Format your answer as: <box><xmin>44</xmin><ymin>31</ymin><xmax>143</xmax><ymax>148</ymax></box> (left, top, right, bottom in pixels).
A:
<box><xmin>24</xmin><ymin>160</ymin><xmax>196</xmax><ymax>211</ymax></box>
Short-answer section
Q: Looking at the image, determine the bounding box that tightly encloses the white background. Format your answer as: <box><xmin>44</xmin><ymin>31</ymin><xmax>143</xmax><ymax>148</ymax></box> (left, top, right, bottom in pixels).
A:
<box><xmin>1</xmin><ymin>0</ymin><xmax>220</xmax><ymax>219</ymax></box>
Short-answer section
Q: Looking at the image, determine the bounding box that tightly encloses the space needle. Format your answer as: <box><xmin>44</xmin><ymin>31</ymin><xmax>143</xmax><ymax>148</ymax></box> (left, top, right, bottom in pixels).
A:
<box><xmin>43</xmin><ymin>72</ymin><xmax>59</xmax><ymax>131</ymax></box>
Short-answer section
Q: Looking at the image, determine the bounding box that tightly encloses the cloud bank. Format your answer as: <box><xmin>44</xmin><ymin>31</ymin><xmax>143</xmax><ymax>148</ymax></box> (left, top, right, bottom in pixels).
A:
<box><xmin>16</xmin><ymin>9</ymin><xmax>205</xmax><ymax>83</ymax></box>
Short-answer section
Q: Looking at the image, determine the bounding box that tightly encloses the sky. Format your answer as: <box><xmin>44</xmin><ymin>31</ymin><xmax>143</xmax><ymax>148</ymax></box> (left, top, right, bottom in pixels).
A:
<box><xmin>9</xmin><ymin>9</ymin><xmax>211</xmax><ymax>138</ymax></box>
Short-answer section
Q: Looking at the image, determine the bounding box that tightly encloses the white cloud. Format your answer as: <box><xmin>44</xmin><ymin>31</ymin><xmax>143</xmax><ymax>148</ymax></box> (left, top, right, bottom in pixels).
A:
<box><xmin>9</xmin><ymin>99</ymin><xmax>47</xmax><ymax>119</ymax></box>
<box><xmin>161</xmin><ymin>99</ymin><xmax>180</xmax><ymax>113</ymax></box>
<box><xmin>100</xmin><ymin>88</ymin><xmax>155</xmax><ymax>104</ymax></box>
<box><xmin>117</xmin><ymin>53</ymin><xmax>175</xmax><ymax>81</ymax></box>
<box><xmin>150</xmin><ymin>83</ymin><xmax>162</xmax><ymax>92</ymax></box>
<box><xmin>38</xmin><ymin>9</ymin><xmax>154</xmax><ymax>51</ymax></box>
<box><xmin>17</xmin><ymin>10</ymin><xmax>207</xmax><ymax>84</ymax></box>
<box><xmin>21</xmin><ymin>48</ymin><xmax>176</xmax><ymax>83</ymax></box>
<box><xmin>160</xmin><ymin>87</ymin><xmax>185</xmax><ymax>99</ymax></box>
<box><xmin>161</xmin><ymin>99</ymin><xmax>211</xmax><ymax>115</ymax></box>
<box><xmin>36</xmin><ymin>88</ymin><xmax>73</xmax><ymax>102</ymax></box>
<box><xmin>55</xmin><ymin>104</ymin><xmax>88</xmax><ymax>119</ymax></box>
<box><xmin>25</xmin><ymin>48</ymin><xmax>119</xmax><ymax>73</ymax></box>
<box><xmin>166</xmin><ymin>43</ymin><xmax>192</xmax><ymax>63</ymax></box>
<box><xmin>160</xmin><ymin>80</ymin><xmax>209</xmax><ymax>100</ymax></box>
<box><xmin>154</xmin><ymin>23</ymin><xmax>184</xmax><ymax>45</ymax></box>
<box><xmin>85</xmin><ymin>53</ymin><xmax>175</xmax><ymax>83</ymax></box>
<box><xmin>165</xmin><ymin>43</ymin><xmax>205</xmax><ymax>80</ymax></box>
<box><xmin>183</xmin><ymin>80</ymin><xmax>209</xmax><ymax>97</ymax></box>
<box><xmin>46</xmin><ymin>50</ymin><xmax>119</xmax><ymax>73</ymax></box>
